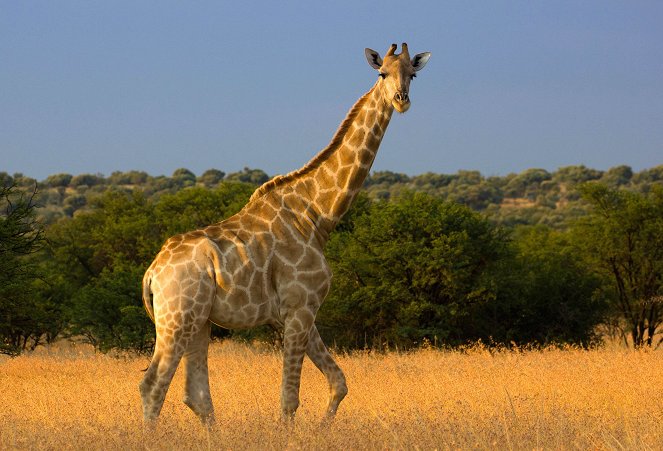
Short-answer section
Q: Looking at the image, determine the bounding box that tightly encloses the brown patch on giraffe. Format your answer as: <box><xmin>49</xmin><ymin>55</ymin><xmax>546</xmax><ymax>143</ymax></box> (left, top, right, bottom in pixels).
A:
<box><xmin>359</xmin><ymin>149</ymin><xmax>374</xmax><ymax>166</ymax></box>
<box><xmin>240</xmin><ymin>212</ymin><xmax>270</xmax><ymax>231</ymax></box>
<box><xmin>228</xmin><ymin>289</ymin><xmax>250</xmax><ymax>310</ymax></box>
<box><xmin>372</xmin><ymin>123</ymin><xmax>383</xmax><ymax>138</ymax></box>
<box><xmin>314</xmin><ymin>189</ymin><xmax>338</xmax><ymax>213</ymax></box>
<box><xmin>355</xmin><ymin>109</ymin><xmax>367</xmax><ymax>126</ymax></box>
<box><xmin>243</xmin><ymin>304</ymin><xmax>258</xmax><ymax>319</ymax></box>
<box><xmin>348</xmin><ymin>128</ymin><xmax>366</xmax><ymax>148</ymax></box>
<box><xmin>338</xmin><ymin>146</ymin><xmax>356</xmax><ymax>167</ymax></box>
<box><xmin>250</xmin><ymin>201</ymin><xmax>279</xmax><ymax>221</ymax></box>
<box><xmin>335</xmin><ymin>167</ymin><xmax>350</xmax><ymax>189</ymax></box>
<box><xmin>293</xmin><ymin>178</ymin><xmax>317</xmax><ymax>200</ymax></box>
<box><xmin>297</xmin><ymin>248</ymin><xmax>322</xmax><ymax>268</ymax></box>
<box><xmin>204</xmin><ymin>225</ymin><xmax>222</xmax><ymax>236</ymax></box>
<box><xmin>366</xmin><ymin>131</ymin><xmax>381</xmax><ymax>149</ymax></box>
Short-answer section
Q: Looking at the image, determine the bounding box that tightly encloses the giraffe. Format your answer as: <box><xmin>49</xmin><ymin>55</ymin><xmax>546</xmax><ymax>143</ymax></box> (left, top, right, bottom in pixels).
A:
<box><xmin>139</xmin><ymin>43</ymin><xmax>431</xmax><ymax>425</ymax></box>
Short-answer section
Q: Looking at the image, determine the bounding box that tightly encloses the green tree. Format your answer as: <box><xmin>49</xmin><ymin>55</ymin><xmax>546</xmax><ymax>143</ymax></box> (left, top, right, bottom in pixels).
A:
<box><xmin>490</xmin><ymin>225</ymin><xmax>606</xmax><ymax>345</ymax></box>
<box><xmin>107</xmin><ymin>170</ymin><xmax>149</xmax><ymax>185</ymax></box>
<box><xmin>0</xmin><ymin>185</ymin><xmax>57</xmax><ymax>355</ymax></box>
<box><xmin>504</xmin><ymin>168</ymin><xmax>551</xmax><ymax>198</ymax></box>
<box><xmin>68</xmin><ymin>262</ymin><xmax>154</xmax><ymax>353</ymax></box>
<box><xmin>601</xmin><ymin>165</ymin><xmax>633</xmax><ymax>187</ymax></box>
<box><xmin>320</xmin><ymin>192</ymin><xmax>509</xmax><ymax>348</ymax></box>
<box><xmin>44</xmin><ymin>190</ymin><xmax>160</xmax><ymax>351</ymax></box>
<box><xmin>43</xmin><ymin>173</ymin><xmax>73</xmax><ymax>188</ymax></box>
<box><xmin>575</xmin><ymin>183</ymin><xmax>663</xmax><ymax>348</ymax></box>
<box><xmin>154</xmin><ymin>182</ymin><xmax>254</xmax><ymax>236</ymax></box>
<box><xmin>42</xmin><ymin>182</ymin><xmax>256</xmax><ymax>352</ymax></box>
<box><xmin>172</xmin><ymin>168</ymin><xmax>197</xmax><ymax>188</ymax></box>
<box><xmin>70</xmin><ymin>173</ymin><xmax>105</xmax><ymax>187</ymax></box>
<box><xmin>225</xmin><ymin>167</ymin><xmax>269</xmax><ymax>185</ymax></box>
<box><xmin>198</xmin><ymin>169</ymin><xmax>226</xmax><ymax>187</ymax></box>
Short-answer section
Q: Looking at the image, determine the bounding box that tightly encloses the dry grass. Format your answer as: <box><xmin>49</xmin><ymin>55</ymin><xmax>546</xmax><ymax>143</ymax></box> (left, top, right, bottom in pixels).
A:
<box><xmin>1</xmin><ymin>340</ymin><xmax>662</xmax><ymax>450</ymax></box>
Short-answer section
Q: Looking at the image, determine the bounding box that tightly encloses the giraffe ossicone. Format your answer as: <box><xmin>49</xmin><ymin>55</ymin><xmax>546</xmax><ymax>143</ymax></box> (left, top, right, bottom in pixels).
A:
<box><xmin>139</xmin><ymin>43</ymin><xmax>431</xmax><ymax>425</ymax></box>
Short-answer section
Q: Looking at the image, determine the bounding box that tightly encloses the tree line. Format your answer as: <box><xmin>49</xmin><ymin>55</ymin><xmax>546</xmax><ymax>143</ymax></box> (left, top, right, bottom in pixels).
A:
<box><xmin>1</xmin><ymin>166</ymin><xmax>662</xmax><ymax>355</ymax></box>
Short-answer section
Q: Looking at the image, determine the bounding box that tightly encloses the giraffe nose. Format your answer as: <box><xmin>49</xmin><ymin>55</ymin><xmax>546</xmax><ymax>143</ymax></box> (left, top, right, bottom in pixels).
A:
<box><xmin>394</xmin><ymin>91</ymin><xmax>409</xmax><ymax>103</ymax></box>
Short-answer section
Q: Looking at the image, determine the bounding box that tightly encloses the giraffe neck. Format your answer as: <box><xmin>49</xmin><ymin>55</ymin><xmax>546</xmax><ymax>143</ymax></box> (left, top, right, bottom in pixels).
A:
<box><xmin>308</xmin><ymin>84</ymin><xmax>393</xmax><ymax>234</ymax></box>
<box><xmin>247</xmin><ymin>82</ymin><xmax>393</xmax><ymax>242</ymax></box>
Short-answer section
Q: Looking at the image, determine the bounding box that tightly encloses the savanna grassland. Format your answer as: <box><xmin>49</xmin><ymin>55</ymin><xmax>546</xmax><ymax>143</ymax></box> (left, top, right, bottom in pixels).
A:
<box><xmin>1</xmin><ymin>341</ymin><xmax>662</xmax><ymax>450</ymax></box>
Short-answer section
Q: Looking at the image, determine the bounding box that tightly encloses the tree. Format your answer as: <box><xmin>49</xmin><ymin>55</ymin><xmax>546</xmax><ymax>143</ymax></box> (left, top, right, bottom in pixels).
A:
<box><xmin>225</xmin><ymin>167</ymin><xmax>269</xmax><ymax>185</ymax></box>
<box><xmin>107</xmin><ymin>170</ymin><xmax>149</xmax><ymax>185</ymax></box>
<box><xmin>601</xmin><ymin>165</ymin><xmax>633</xmax><ymax>187</ymax></box>
<box><xmin>503</xmin><ymin>168</ymin><xmax>551</xmax><ymax>198</ymax></box>
<box><xmin>0</xmin><ymin>184</ymin><xmax>56</xmax><ymax>355</ymax></box>
<box><xmin>44</xmin><ymin>190</ymin><xmax>161</xmax><ymax>351</ymax></box>
<box><xmin>154</xmin><ymin>182</ymin><xmax>254</xmax><ymax>236</ymax></box>
<box><xmin>198</xmin><ymin>168</ymin><xmax>226</xmax><ymax>187</ymax></box>
<box><xmin>70</xmin><ymin>173</ymin><xmax>105</xmax><ymax>187</ymax></box>
<box><xmin>67</xmin><ymin>262</ymin><xmax>154</xmax><ymax>353</ymax></box>
<box><xmin>492</xmin><ymin>225</ymin><xmax>606</xmax><ymax>345</ymax></box>
<box><xmin>41</xmin><ymin>182</ymin><xmax>257</xmax><ymax>352</ymax></box>
<box><xmin>43</xmin><ymin>173</ymin><xmax>73</xmax><ymax>188</ymax></box>
<box><xmin>172</xmin><ymin>168</ymin><xmax>196</xmax><ymax>187</ymax></box>
<box><xmin>320</xmin><ymin>192</ymin><xmax>509</xmax><ymax>348</ymax></box>
<box><xmin>575</xmin><ymin>183</ymin><xmax>663</xmax><ymax>348</ymax></box>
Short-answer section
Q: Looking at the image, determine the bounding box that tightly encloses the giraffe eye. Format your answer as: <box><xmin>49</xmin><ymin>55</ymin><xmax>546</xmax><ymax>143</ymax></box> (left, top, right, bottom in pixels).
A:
<box><xmin>378</xmin><ymin>72</ymin><xmax>386</xmax><ymax>79</ymax></box>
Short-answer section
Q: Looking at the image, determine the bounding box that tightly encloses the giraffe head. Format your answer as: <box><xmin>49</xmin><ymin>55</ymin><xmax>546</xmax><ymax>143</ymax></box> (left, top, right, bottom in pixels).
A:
<box><xmin>365</xmin><ymin>43</ymin><xmax>431</xmax><ymax>113</ymax></box>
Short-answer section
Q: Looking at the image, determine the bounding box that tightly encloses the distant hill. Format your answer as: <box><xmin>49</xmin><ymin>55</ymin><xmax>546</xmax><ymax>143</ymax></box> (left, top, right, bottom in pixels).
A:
<box><xmin>2</xmin><ymin>164</ymin><xmax>662</xmax><ymax>228</ymax></box>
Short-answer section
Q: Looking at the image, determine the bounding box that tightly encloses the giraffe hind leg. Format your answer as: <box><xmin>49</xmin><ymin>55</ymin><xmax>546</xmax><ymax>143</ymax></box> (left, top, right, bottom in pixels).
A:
<box><xmin>139</xmin><ymin>337</ymin><xmax>186</xmax><ymax>423</ymax></box>
<box><xmin>182</xmin><ymin>321</ymin><xmax>215</xmax><ymax>426</ymax></box>
<box><xmin>139</xmin><ymin>291</ymin><xmax>213</xmax><ymax>424</ymax></box>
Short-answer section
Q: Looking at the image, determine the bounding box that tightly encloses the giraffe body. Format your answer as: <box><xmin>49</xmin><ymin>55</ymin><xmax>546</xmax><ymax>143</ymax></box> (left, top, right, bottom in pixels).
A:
<box><xmin>139</xmin><ymin>43</ymin><xmax>430</xmax><ymax>425</ymax></box>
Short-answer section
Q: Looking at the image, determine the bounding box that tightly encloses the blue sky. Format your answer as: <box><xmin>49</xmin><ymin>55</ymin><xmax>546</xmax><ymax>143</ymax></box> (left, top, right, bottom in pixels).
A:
<box><xmin>2</xmin><ymin>1</ymin><xmax>662</xmax><ymax>180</ymax></box>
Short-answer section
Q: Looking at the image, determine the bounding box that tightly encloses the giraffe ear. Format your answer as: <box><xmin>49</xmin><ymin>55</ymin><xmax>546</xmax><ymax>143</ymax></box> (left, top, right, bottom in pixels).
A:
<box><xmin>365</xmin><ymin>48</ymin><xmax>383</xmax><ymax>70</ymax></box>
<box><xmin>411</xmin><ymin>52</ymin><xmax>431</xmax><ymax>72</ymax></box>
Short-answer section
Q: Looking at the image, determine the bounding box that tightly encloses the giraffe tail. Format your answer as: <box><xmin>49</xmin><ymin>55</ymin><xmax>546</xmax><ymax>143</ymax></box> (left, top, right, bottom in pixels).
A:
<box><xmin>142</xmin><ymin>268</ymin><xmax>155</xmax><ymax>323</ymax></box>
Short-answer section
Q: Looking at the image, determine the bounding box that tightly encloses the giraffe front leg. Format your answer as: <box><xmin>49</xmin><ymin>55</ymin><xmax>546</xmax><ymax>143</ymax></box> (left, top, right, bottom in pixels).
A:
<box><xmin>306</xmin><ymin>325</ymin><xmax>347</xmax><ymax>421</ymax></box>
<box><xmin>280</xmin><ymin>307</ymin><xmax>315</xmax><ymax>421</ymax></box>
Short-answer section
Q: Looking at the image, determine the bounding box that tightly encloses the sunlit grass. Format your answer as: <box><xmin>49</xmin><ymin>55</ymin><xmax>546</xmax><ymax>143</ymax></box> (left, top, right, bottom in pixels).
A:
<box><xmin>1</xmin><ymin>340</ymin><xmax>662</xmax><ymax>449</ymax></box>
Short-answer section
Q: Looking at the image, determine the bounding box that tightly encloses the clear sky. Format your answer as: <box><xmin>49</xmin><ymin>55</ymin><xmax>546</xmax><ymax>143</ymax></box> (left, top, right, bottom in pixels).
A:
<box><xmin>2</xmin><ymin>1</ymin><xmax>662</xmax><ymax>181</ymax></box>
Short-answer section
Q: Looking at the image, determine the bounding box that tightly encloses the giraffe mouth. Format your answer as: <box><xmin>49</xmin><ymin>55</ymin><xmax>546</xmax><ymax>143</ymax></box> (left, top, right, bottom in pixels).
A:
<box><xmin>392</xmin><ymin>100</ymin><xmax>411</xmax><ymax>113</ymax></box>
<box><xmin>393</xmin><ymin>91</ymin><xmax>410</xmax><ymax>113</ymax></box>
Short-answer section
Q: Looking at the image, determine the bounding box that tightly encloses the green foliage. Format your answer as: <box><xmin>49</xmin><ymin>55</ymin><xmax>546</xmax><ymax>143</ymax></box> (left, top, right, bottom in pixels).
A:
<box><xmin>5</xmin><ymin>165</ymin><xmax>662</xmax><ymax>353</ymax></box>
<box><xmin>43</xmin><ymin>173</ymin><xmax>73</xmax><ymax>188</ymax></box>
<box><xmin>155</xmin><ymin>183</ymin><xmax>253</xmax><ymax>236</ymax></box>
<box><xmin>107</xmin><ymin>170</ymin><xmax>149</xmax><ymax>185</ymax></box>
<box><xmin>320</xmin><ymin>193</ymin><xmax>606</xmax><ymax>349</ymax></box>
<box><xmin>225</xmin><ymin>167</ymin><xmax>269</xmax><ymax>185</ymax></box>
<box><xmin>198</xmin><ymin>169</ymin><xmax>226</xmax><ymax>187</ymax></box>
<box><xmin>67</xmin><ymin>263</ymin><xmax>153</xmax><ymax>353</ymax></box>
<box><xmin>489</xmin><ymin>226</ymin><xmax>607</xmax><ymax>345</ymax></box>
<box><xmin>38</xmin><ymin>182</ymin><xmax>256</xmax><ymax>352</ymax></box>
<box><xmin>172</xmin><ymin>168</ymin><xmax>197</xmax><ymax>188</ymax></box>
<box><xmin>70</xmin><ymin>173</ymin><xmax>105</xmax><ymax>187</ymax></box>
<box><xmin>321</xmin><ymin>192</ymin><xmax>510</xmax><ymax>348</ymax></box>
<box><xmin>504</xmin><ymin>168</ymin><xmax>551</xmax><ymax>198</ymax></box>
<box><xmin>0</xmin><ymin>185</ymin><xmax>59</xmax><ymax>355</ymax></box>
<box><xmin>574</xmin><ymin>183</ymin><xmax>663</xmax><ymax>347</ymax></box>
<box><xmin>600</xmin><ymin>165</ymin><xmax>633</xmax><ymax>187</ymax></box>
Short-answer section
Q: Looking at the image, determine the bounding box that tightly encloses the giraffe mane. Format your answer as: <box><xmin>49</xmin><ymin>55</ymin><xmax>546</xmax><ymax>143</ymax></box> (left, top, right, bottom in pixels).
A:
<box><xmin>248</xmin><ymin>84</ymin><xmax>377</xmax><ymax>203</ymax></box>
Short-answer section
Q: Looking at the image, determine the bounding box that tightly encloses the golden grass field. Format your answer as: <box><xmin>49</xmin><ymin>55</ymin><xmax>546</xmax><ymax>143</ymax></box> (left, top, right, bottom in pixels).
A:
<box><xmin>1</xmin><ymin>340</ymin><xmax>662</xmax><ymax>450</ymax></box>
